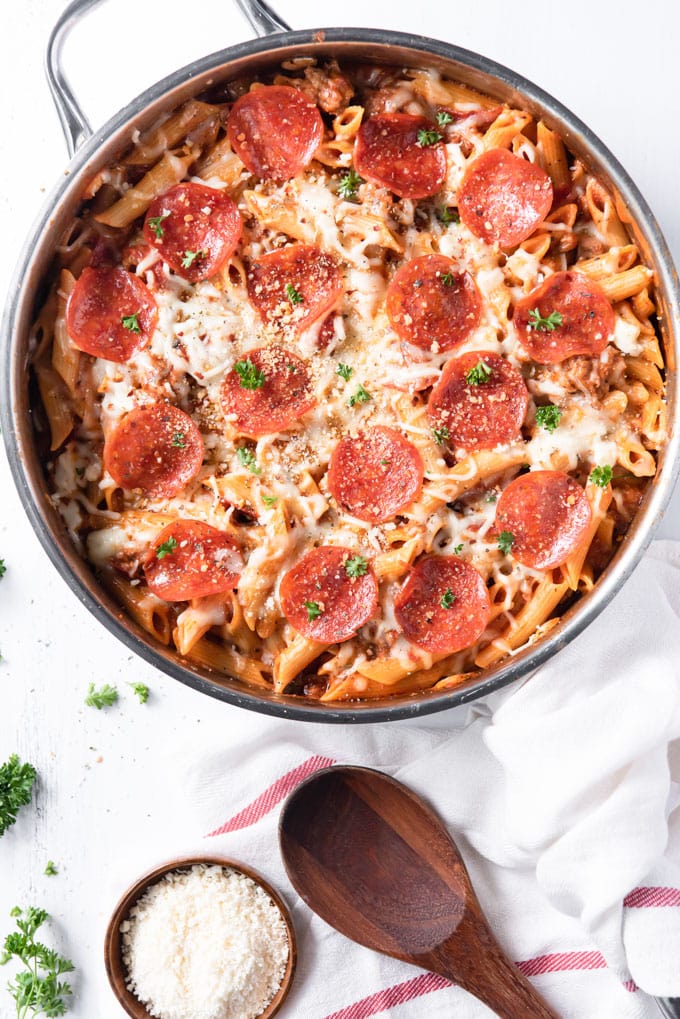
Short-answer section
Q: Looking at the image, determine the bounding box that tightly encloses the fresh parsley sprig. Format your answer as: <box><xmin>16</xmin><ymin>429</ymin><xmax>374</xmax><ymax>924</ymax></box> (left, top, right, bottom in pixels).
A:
<box><xmin>465</xmin><ymin>360</ymin><xmax>492</xmax><ymax>386</ymax></box>
<box><xmin>181</xmin><ymin>249</ymin><xmax>206</xmax><ymax>270</ymax></box>
<box><xmin>156</xmin><ymin>537</ymin><xmax>178</xmax><ymax>560</ymax></box>
<box><xmin>84</xmin><ymin>683</ymin><xmax>118</xmax><ymax>710</ymax></box>
<box><xmin>432</xmin><ymin>426</ymin><xmax>449</xmax><ymax>444</ymax></box>
<box><xmin>304</xmin><ymin>600</ymin><xmax>323</xmax><ymax>621</ymax></box>
<box><xmin>121</xmin><ymin>313</ymin><xmax>141</xmax><ymax>334</ymax></box>
<box><xmin>528</xmin><ymin>308</ymin><xmax>563</xmax><ymax>332</ymax></box>
<box><xmin>147</xmin><ymin>210</ymin><xmax>170</xmax><ymax>240</ymax></box>
<box><xmin>348</xmin><ymin>384</ymin><xmax>372</xmax><ymax>407</ymax></box>
<box><xmin>0</xmin><ymin>756</ymin><xmax>37</xmax><ymax>838</ymax></box>
<box><xmin>1</xmin><ymin>906</ymin><xmax>75</xmax><ymax>1018</ymax></box>
<box><xmin>535</xmin><ymin>404</ymin><xmax>562</xmax><ymax>433</ymax></box>
<box><xmin>128</xmin><ymin>682</ymin><xmax>149</xmax><ymax>705</ymax></box>
<box><xmin>438</xmin><ymin>206</ymin><xmax>459</xmax><ymax>226</ymax></box>
<box><xmin>336</xmin><ymin>363</ymin><xmax>353</xmax><ymax>381</ymax></box>
<box><xmin>589</xmin><ymin>464</ymin><xmax>613</xmax><ymax>488</ymax></box>
<box><xmin>0</xmin><ymin>560</ymin><xmax>5</xmax><ymax>579</ymax></box>
<box><xmin>337</xmin><ymin>168</ymin><xmax>363</xmax><ymax>201</ymax></box>
<box><xmin>436</xmin><ymin>110</ymin><xmax>454</xmax><ymax>128</ymax></box>
<box><xmin>233</xmin><ymin>359</ymin><xmax>266</xmax><ymax>390</ymax></box>
<box><xmin>497</xmin><ymin>531</ymin><xmax>515</xmax><ymax>555</ymax></box>
<box><xmin>237</xmin><ymin>447</ymin><xmax>261</xmax><ymax>475</ymax></box>
<box><xmin>417</xmin><ymin>128</ymin><xmax>443</xmax><ymax>147</ymax></box>
<box><xmin>285</xmin><ymin>283</ymin><xmax>304</xmax><ymax>306</ymax></box>
<box><xmin>345</xmin><ymin>555</ymin><xmax>368</xmax><ymax>578</ymax></box>
<box><xmin>440</xmin><ymin>588</ymin><xmax>456</xmax><ymax>609</ymax></box>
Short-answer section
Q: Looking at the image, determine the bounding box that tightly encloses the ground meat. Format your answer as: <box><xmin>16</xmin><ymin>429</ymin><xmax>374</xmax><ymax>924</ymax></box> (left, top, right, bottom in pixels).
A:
<box><xmin>534</xmin><ymin>346</ymin><xmax>625</xmax><ymax>399</ymax></box>
<box><xmin>294</xmin><ymin>61</ymin><xmax>355</xmax><ymax>114</ymax></box>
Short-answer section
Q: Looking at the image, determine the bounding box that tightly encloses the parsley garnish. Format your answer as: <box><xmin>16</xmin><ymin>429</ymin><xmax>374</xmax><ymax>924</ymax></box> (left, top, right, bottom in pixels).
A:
<box><xmin>0</xmin><ymin>756</ymin><xmax>37</xmax><ymax>838</ymax></box>
<box><xmin>1</xmin><ymin>906</ymin><xmax>75</xmax><ymax>1017</ymax></box>
<box><xmin>441</xmin><ymin>272</ymin><xmax>455</xmax><ymax>287</ymax></box>
<box><xmin>497</xmin><ymin>531</ymin><xmax>515</xmax><ymax>555</ymax></box>
<box><xmin>590</xmin><ymin>464</ymin><xmax>613</xmax><ymax>488</ymax></box>
<box><xmin>528</xmin><ymin>308</ymin><xmax>564</xmax><ymax>332</ymax></box>
<box><xmin>233</xmin><ymin>359</ymin><xmax>266</xmax><ymax>390</ymax></box>
<box><xmin>156</xmin><ymin>537</ymin><xmax>178</xmax><ymax>559</ymax></box>
<box><xmin>121</xmin><ymin>312</ymin><xmax>141</xmax><ymax>333</ymax></box>
<box><xmin>436</xmin><ymin>111</ymin><xmax>454</xmax><ymax>128</ymax></box>
<box><xmin>181</xmin><ymin>249</ymin><xmax>206</xmax><ymax>270</ymax></box>
<box><xmin>304</xmin><ymin>600</ymin><xmax>323</xmax><ymax>621</ymax></box>
<box><xmin>535</xmin><ymin>404</ymin><xmax>562</xmax><ymax>433</ymax></box>
<box><xmin>438</xmin><ymin>206</ymin><xmax>459</xmax><ymax>226</ymax></box>
<box><xmin>128</xmin><ymin>682</ymin><xmax>149</xmax><ymax>704</ymax></box>
<box><xmin>171</xmin><ymin>431</ymin><xmax>186</xmax><ymax>448</ymax></box>
<box><xmin>0</xmin><ymin>559</ymin><xmax>5</xmax><ymax>579</ymax></box>
<box><xmin>262</xmin><ymin>494</ymin><xmax>278</xmax><ymax>507</ymax></box>
<box><xmin>285</xmin><ymin>283</ymin><xmax>304</xmax><ymax>306</ymax></box>
<box><xmin>336</xmin><ymin>363</ymin><xmax>353</xmax><ymax>381</ymax></box>
<box><xmin>432</xmin><ymin>426</ymin><xmax>450</xmax><ymax>444</ymax></box>
<box><xmin>345</xmin><ymin>555</ymin><xmax>368</xmax><ymax>578</ymax></box>
<box><xmin>237</xmin><ymin>447</ymin><xmax>261</xmax><ymax>475</ymax></box>
<box><xmin>484</xmin><ymin>492</ymin><xmax>498</xmax><ymax>503</ymax></box>
<box><xmin>440</xmin><ymin>588</ymin><xmax>456</xmax><ymax>609</ymax></box>
<box><xmin>44</xmin><ymin>861</ymin><xmax>58</xmax><ymax>877</ymax></box>
<box><xmin>337</xmin><ymin>168</ymin><xmax>363</xmax><ymax>200</ymax></box>
<box><xmin>417</xmin><ymin>128</ymin><xmax>443</xmax><ymax>147</ymax></box>
<box><xmin>452</xmin><ymin>543</ymin><xmax>463</xmax><ymax>554</ymax></box>
<box><xmin>465</xmin><ymin>359</ymin><xmax>492</xmax><ymax>385</ymax></box>
<box><xmin>348</xmin><ymin>384</ymin><xmax>372</xmax><ymax>407</ymax></box>
<box><xmin>147</xmin><ymin>210</ymin><xmax>170</xmax><ymax>239</ymax></box>
<box><xmin>84</xmin><ymin>683</ymin><xmax>118</xmax><ymax>710</ymax></box>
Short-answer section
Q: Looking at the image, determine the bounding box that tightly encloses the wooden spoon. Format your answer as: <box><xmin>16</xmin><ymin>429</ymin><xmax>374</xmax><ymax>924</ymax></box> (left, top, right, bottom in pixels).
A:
<box><xmin>279</xmin><ymin>766</ymin><xmax>559</xmax><ymax>1019</ymax></box>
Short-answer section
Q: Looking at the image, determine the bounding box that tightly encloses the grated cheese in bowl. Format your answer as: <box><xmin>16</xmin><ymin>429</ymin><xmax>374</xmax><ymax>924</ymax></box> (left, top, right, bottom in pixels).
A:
<box><xmin>119</xmin><ymin>863</ymin><xmax>290</xmax><ymax>1019</ymax></box>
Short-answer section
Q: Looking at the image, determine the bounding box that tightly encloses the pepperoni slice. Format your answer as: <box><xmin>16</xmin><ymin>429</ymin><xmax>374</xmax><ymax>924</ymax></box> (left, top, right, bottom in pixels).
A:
<box><xmin>354</xmin><ymin>114</ymin><xmax>447</xmax><ymax>199</ymax></box>
<box><xmin>495</xmin><ymin>470</ymin><xmax>592</xmax><ymax>569</ymax></box>
<box><xmin>143</xmin><ymin>182</ymin><xmax>242</xmax><ymax>282</ymax></box>
<box><xmin>394</xmin><ymin>556</ymin><xmax>491</xmax><ymax>654</ymax></box>
<box><xmin>246</xmin><ymin>244</ymin><xmax>343</xmax><ymax>334</ymax></box>
<box><xmin>385</xmin><ymin>255</ymin><xmax>482</xmax><ymax>353</ymax></box>
<box><xmin>327</xmin><ymin>427</ymin><xmax>424</xmax><ymax>523</ymax></box>
<box><xmin>103</xmin><ymin>404</ymin><xmax>203</xmax><ymax>497</ymax></box>
<box><xmin>144</xmin><ymin>520</ymin><xmax>242</xmax><ymax>601</ymax></box>
<box><xmin>513</xmin><ymin>271</ymin><xmax>614</xmax><ymax>364</ymax></box>
<box><xmin>427</xmin><ymin>352</ymin><xmax>528</xmax><ymax>451</ymax></box>
<box><xmin>220</xmin><ymin>346</ymin><xmax>315</xmax><ymax>437</ymax></box>
<box><xmin>458</xmin><ymin>149</ymin><xmax>553</xmax><ymax>248</ymax></box>
<box><xmin>227</xmin><ymin>85</ymin><xmax>324</xmax><ymax>181</ymax></box>
<box><xmin>66</xmin><ymin>267</ymin><xmax>157</xmax><ymax>363</ymax></box>
<box><xmin>279</xmin><ymin>545</ymin><xmax>379</xmax><ymax>643</ymax></box>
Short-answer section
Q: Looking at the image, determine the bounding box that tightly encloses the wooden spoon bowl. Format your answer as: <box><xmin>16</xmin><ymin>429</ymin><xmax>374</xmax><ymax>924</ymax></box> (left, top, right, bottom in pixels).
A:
<box><xmin>104</xmin><ymin>855</ymin><xmax>297</xmax><ymax>1019</ymax></box>
<box><xmin>279</xmin><ymin>766</ymin><xmax>559</xmax><ymax>1019</ymax></box>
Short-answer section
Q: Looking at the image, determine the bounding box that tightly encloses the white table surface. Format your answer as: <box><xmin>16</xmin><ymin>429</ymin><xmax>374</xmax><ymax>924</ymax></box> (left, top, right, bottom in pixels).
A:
<box><xmin>2</xmin><ymin>1</ymin><xmax>680</xmax><ymax>1016</ymax></box>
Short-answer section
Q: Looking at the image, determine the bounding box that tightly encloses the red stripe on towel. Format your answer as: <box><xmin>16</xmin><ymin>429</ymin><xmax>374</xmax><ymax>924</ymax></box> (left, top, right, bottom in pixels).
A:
<box><xmin>206</xmin><ymin>754</ymin><xmax>336</xmax><ymax>836</ymax></box>
<box><xmin>624</xmin><ymin>886</ymin><xmax>680</xmax><ymax>908</ymax></box>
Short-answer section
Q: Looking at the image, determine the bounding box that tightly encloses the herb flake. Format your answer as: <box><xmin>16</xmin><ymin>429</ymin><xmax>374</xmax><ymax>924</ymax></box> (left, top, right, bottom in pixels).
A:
<box><xmin>497</xmin><ymin>530</ymin><xmax>515</xmax><ymax>555</ymax></box>
<box><xmin>285</xmin><ymin>283</ymin><xmax>304</xmax><ymax>306</ymax></box>
<box><xmin>84</xmin><ymin>683</ymin><xmax>118</xmax><ymax>710</ymax></box>
<box><xmin>121</xmin><ymin>312</ymin><xmax>141</xmax><ymax>333</ymax></box>
<box><xmin>156</xmin><ymin>537</ymin><xmax>178</xmax><ymax>559</ymax></box>
<box><xmin>233</xmin><ymin>359</ymin><xmax>266</xmax><ymax>390</ymax></box>
<box><xmin>348</xmin><ymin>384</ymin><xmax>372</xmax><ymax>407</ymax></box>
<box><xmin>590</xmin><ymin>464</ymin><xmax>613</xmax><ymax>488</ymax></box>
<box><xmin>440</xmin><ymin>588</ymin><xmax>456</xmax><ymax>609</ymax></box>
<box><xmin>465</xmin><ymin>359</ymin><xmax>492</xmax><ymax>385</ymax></box>
<box><xmin>345</xmin><ymin>555</ymin><xmax>369</xmax><ymax>578</ymax></box>
<box><xmin>128</xmin><ymin>682</ymin><xmax>149</xmax><ymax>704</ymax></box>
<box><xmin>337</xmin><ymin>168</ymin><xmax>363</xmax><ymax>201</ymax></box>
<box><xmin>304</xmin><ymin>600</ymin><xmax>323</xmax><ymax>622</ymax></box>
<box><xmin>535</xmin><ymin>404</ymin><xmax>562</xmax><ymax>433</ymax></box>
<box><xmin>528</xmin><ymin>308</ymin><xmax>564</xmax><ymax>332</ymax></box>
<box><xmin>417</xmin><ymin>128</ymin><xmax>443</xmax><ymax>147</ymax></box>
<box><xmin>237</xmin><ymin>447</ymin><xmax>261</xmax><ymax>475</ymax></box>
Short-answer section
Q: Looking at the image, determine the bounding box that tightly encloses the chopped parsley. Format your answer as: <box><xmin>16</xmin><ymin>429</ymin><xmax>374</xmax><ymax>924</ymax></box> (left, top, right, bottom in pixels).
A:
<box><xmin>484</xmin><ymin>492</ymin><xmax>498</xmax><ymax>503</ymax></box>
<box><xmin>590</xmin><ymin>464</ymin><xmax>613</xmax><ymax>488</ymax></box>
<box><xmin>304</xmin><ymin>600</ymin><xmax>323</xmax><ymax>621</ymax></box>
<box><xmin>1</xmin><ymin>906</ymin><xmax>74</xmax><ymax>1017</ymax></box>
<box><xmin>438</xmin><ymin>206</ymin><xmax>460</xmax><ymax>226</ymax></box>
<box><xmin>345</xmin><ymin>555</ymin><xmax>369</xmax><ymax>578</ymax></box>
<box><xmin>436</xmin><ymin>110</ymin><xmax>454</xmax><ymax>128</ymax></box>
<box><xmin>465</xmin><ymin>359</ymin><xmax>492</xmax><ymax>385</ymax></box>
<box><xmin>432</xmin><ymin>426</ymin><xmax>450</xmax><ymax>444</ymax></box>
<box><xmin>0</xmin><ymin>755</ymin><xmax>37</xmax><ymax>838</ymax></box>
<box><xmin>233</xmin><ymin>359</ymin><xmax>266</xmax><ymax>390</ymax></box>
<box><xmin>336</xmin><ymin>363</ymin><xmax>353</xmax><ymax>381</ymax></box>
<box><xmin>452</xmin><ymin>544</ymin><xmax>463</xmax><ymax>555</ymax></box>
<box><xmin>237</xmin><ymin>447</ymin><xmax>261</xmax><ymax>475</ymax></box>
<box><xmin>497</xmin><ymin>530</ymin><xmax>515</xmax><ymax>555</ymax></box>
<box><xmin>147</xmin><ymin>210</ymin><xmax>170</xmax><ymax>239</ymax></box>
<box><xmin>285</xmin><ymin>282</ymin><xmax>304</xmax><ymax>305</ymax></box>
<box><xmin>84</xmin><ymin>683</ymin><xmax>118</xmax><ymax>710</ymax></box>
<box><xmin>337</xmin><ymin>168</ymin><xmax>363</xmax><ymax>200</ymax></box>
<box><xmin>528</xmin><ymin>308</ymin><xmax>563</xmax><ymax>332</ymax></box>
<box><xmin>348</xmin><ymin>384</ymin><xmax>372</xmax><ymax>407</ymax></box>
<box><xmin>417</xmin><ymin>128</ymin><xmax>443</xmax><ymax>147</ymax></box>
<box><xmin>128</xmin><ymin>682</ymin><xmax>149</xmax><ymax>704</ymax></box>
<box><xmin>156</xmin><ymin>537</ymin><xmax>178</xmax><ymax>559</ymax></box>
<box><xmin>181</xmin><ymin>249</ymin><xmax>206</xmax><ymax>270</ymax></box>
<box><xmin>121</xmin><ymin>312</ymin><xmax>141</xmax><ymax>333</ymax></box>
<box><xmin>44</xmin><ymin>860</ymin><xmax>58</xmax><ymax>877</ymax></box>
<box><xmin>440</xmin><ymin>272</ymin><xmax>456</xmax><ymax>287</ymax></box>
<box><xmin>440</xmin><ymin>588</ymin><xmax>456</xmax><ymax>609</ymax></box>
<box><xmin>261</xmin><ymin>494</ymin><xmax>278</xmax><ymax>507</ymax></box>
<box><xmin>535</xmin><ymin>404</ymin><xmax>562</xmax><ymax>433</ymax></box>
<box><xmin>0</xmin><ymin>559</ymin><xmax>5</xmax><ymax>579</ymax></box>
<box><xmin>171</xmin><ymin>431</ymin><xmax>186</xmax><ymax>448</ymax></box>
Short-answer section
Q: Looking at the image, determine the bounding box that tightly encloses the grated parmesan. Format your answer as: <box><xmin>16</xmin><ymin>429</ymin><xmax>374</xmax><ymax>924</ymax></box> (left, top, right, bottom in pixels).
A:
<box><xmin>120</xmin><ymin>864</ymin><xmax>289</xmax><ymax>1019</ymax></box>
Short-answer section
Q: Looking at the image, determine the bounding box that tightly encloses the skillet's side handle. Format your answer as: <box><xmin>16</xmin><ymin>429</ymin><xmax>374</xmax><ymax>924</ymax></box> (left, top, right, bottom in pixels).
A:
<box><xmin>233</xmin><ymin>0</ymin><xmax>291</xmax><ymax>36</ymax></box>
<box><xmin>44</xmin><ymin>0</ymin><xmax>104</xmax><ymax>157</ymax></box>
<box><xmin>45</xmin><ymin>0</ymin><xmax>292</xmax><ymax>158</ymax></box>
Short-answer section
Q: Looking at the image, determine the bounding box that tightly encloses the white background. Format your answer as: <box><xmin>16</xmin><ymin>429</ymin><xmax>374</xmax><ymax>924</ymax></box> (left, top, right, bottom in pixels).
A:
<box><xmin>2</xmin><ymin>1</ymin><xmax>680</xmax><ymax>1017</ymax></box>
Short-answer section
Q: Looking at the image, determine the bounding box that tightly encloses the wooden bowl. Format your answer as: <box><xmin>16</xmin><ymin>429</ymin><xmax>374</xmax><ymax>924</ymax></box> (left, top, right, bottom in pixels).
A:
<box><xmin>104</xmin><ymin>855</ymin><xmax>297</xmax><ymax>1019</ymax></box>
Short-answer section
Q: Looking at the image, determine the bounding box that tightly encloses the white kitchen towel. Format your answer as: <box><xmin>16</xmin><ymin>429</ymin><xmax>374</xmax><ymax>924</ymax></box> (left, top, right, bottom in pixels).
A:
<box><xmin>167</xmin><ymin>540</ymin><xmax>680</xmax><ymax>1019</ymax></box>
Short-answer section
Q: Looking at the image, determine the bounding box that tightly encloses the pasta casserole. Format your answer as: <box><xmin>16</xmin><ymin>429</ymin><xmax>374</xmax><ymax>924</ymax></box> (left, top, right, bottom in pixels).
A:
<box><xmin>32</xmin><ymin>58</ymin><xmax>667</xmax><ymax>702</ymax></box>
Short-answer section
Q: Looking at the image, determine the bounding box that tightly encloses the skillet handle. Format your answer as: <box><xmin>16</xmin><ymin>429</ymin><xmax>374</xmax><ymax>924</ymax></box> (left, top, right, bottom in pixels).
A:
<box><xmin>45</xmin><ymin>0</ymin><xmax>292</xmax><ymax>158</ymax></box>
<box><xmin>656</xmin><ymin>999</ymin><xmax>680</xmax><ymax>1019</ymax></box>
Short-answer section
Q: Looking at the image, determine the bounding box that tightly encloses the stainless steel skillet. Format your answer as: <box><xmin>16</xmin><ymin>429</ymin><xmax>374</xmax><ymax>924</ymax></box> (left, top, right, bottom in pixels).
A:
<box><xmin>2</xmin><ymin>0</ymin><xmax>679</xmax><ymax>725</ymax></box>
